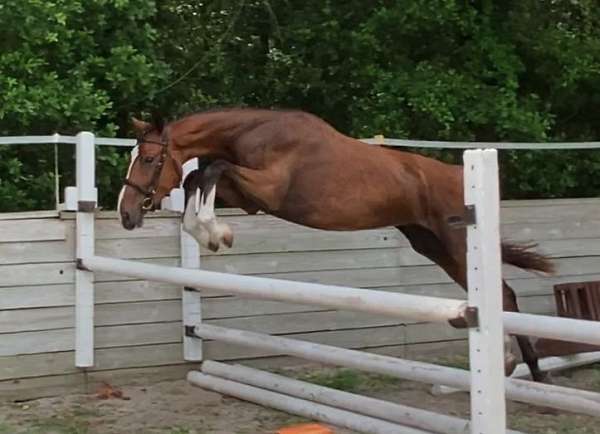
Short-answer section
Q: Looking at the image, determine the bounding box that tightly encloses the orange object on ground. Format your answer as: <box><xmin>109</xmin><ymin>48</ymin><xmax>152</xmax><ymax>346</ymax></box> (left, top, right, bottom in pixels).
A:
<box><xmin>276</xmin><ymin>423</ymin><xmax>334</xmax><ymax>434</ymax></box>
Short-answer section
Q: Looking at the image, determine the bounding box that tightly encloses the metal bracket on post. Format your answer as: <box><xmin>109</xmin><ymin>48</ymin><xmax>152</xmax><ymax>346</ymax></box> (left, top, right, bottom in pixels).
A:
<box><xmin>77</xmin><ymin>200</ymin><xmax>96</xmax><ymax>213</ymax></box>
<box><xmin>75</xmin><ymin>258</ymin><xmax>91</xmax><ymax>272</ymax></box>
<box><xmin>184</xmin><ymin>325</ymin><xmax>197</xmax><ymax>338</ymax></box>
<box><xmin>462</xmin><ymin>306</ymin><xmax>479</xmax><ymax>328</ymax></box>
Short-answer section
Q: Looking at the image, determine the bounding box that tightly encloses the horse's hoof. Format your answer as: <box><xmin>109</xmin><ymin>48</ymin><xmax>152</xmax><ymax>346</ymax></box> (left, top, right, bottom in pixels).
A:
<box><xmin>534</xmin><ymin>371</ymin><xmax>553</xmax><ymax>384</ymax></box>
<box><xmin>504</xmin><ymin>353</ymin><xmax>518</xmax><ymax>376</ymax></box>
<box><xmin>222</xmin><ymin>233</ymin><xmax>234</xmax><ymax>248</ymax></box>
<box><xmin>214</xmin><ymin>223</ymin><xmax>233</xmax><ymax>249</ymax></box>
<box><xmin>220</xmin><ymin>226</ymin><xmax>234</xmax><ymax>248</ymax></box>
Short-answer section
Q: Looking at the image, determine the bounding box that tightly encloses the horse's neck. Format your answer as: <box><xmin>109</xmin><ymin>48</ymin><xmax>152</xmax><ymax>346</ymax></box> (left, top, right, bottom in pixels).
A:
<box><xmin>173</xmin><ymin>110</ymin><xmax>271</xmax><ymax>161</ymax></box>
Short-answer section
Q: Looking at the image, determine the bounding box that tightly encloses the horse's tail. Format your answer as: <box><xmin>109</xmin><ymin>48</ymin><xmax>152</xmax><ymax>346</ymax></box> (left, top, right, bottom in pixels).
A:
<box><xmin>501</xmin><ymin>241</ymin><xmax>555</xmax><ymax>274</ymax></box>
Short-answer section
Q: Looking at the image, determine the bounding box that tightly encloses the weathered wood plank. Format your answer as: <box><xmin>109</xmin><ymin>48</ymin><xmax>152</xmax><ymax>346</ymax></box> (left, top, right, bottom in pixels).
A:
<box><xmin>0</xmin><ymin>322</ymin><xmax>467</xmax><ymax>380</ymax></box>
<box><xmin>0</xmin><ymin>262</ymin><xmax>75</xmax><ymax>287</ymax></box>
<box><xmin>201</xmin><ymin>247</ymin><xmax>430</xmax><ymax>275</ymax></box>
<box><xmin>0</xmin><ymin>281</ymin><xmax>180</xmax><ymax>310</ymax></box>
<box><xmin>0</xmin><ymin>322</ymin><xmax>183</xmax><ymax>356</ymax></box>
<box><xmin>501</xmin><ymin>202</ymin><xmax>600</xmax><ymax>224</ymax></box>
<box><xmin>0</xmin><ymin>210</ymin><xmax>60</xmax><ymax>221</ymax></box>
<box><xmin>0</xmin><ymin>240</ymin><xmax>72</xmax><ymax>265</ymax></box>
<box><xmin>0</xmin><ymin>300</ymin><xmax>182</xmax><ymax>333</ymax></box>
<box><xmin>0</xmin><ymin>343</ymin><xmax>186</xmax><ymax>381</ymax></box>
<box><xmin>501</xmin><ymin>198</ymin><xmax>600</xmax><ymax>208</ymax></box>
<box><xmin>201</xmin><ymin>225</ymin><xmax>407</xmax><ymax>256</ymax></box>
<box><xmin>502</xmin><ymin>221</ymin><xmax>600</xmax><ymax>242</ymax></box>
<box><xmin>0</xmin><ymin>219</ymin><xmax>66</xmax><ymax>243</ymax></box>
<box><xmin>95</xmin><ymin>218</ymin><xmax>180</xmax><ymax>239</ymax></box>
<box><xmin>0</xmin><ymin>364</ymin><xmax>197</xmax><ymax>402</ymax></box>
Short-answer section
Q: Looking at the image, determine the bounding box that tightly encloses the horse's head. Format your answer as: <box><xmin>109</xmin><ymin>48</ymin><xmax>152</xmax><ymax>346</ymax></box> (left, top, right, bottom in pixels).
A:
<box><xmin>118</xmin><ymin>117</ymin><xmax>183</xmax><ymax>230</ymax></box>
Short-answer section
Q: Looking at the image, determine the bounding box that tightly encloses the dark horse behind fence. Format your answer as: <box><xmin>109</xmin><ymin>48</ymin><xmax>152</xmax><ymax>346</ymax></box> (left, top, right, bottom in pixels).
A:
<box><xmin>117</xmin><ymin>107</ymin><xmax>554</xmax><ymax>382</ymax></box>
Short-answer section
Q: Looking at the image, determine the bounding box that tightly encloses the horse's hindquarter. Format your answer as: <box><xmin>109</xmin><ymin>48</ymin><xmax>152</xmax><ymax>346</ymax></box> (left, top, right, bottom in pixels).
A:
<box><xmin>278</xmin><ymin>140</ymin><xmax>452</xmax><ymax>231</ymax></box>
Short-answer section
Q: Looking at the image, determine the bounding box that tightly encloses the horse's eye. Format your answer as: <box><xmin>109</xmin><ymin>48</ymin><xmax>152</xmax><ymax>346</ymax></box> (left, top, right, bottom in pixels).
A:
<box><xmin>143</xmin><ymin>156</ymin><xmax>155</xmax><ymax>164</ymax></box>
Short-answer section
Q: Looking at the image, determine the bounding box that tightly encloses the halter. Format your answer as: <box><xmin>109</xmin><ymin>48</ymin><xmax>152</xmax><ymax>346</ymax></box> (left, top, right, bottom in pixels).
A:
<box><xmin>123</xmin><ymin>129</ymin><xmax>183</xmax><ymax>211</ymax></box>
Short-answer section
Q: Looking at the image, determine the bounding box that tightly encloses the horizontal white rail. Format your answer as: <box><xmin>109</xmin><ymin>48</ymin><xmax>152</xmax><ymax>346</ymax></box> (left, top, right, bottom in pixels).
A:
<box><xmin>3</xmin><ymin>134</ymin><xmax>600</xmax><ymax>149</ymax></box>
<box><xmin>82</xmin><ymin>256</ymin><xmax>469</xmax><ymax>323</ymax></box>
<box><xmin>195</xmin><ymin>324</ymin><xmax>600</xmax><ymax>415</ymax></box>
<box><xmin>433</xmin><ymin>351</ymin><xmax>600</xmax><ymax>395</ymax></box>
<box><xmin>0</xmin><ymin>134</ymin><xmax>135</xmax><ymax>147</ymax></box>
<box><xmin>363</xmin><ymin>137</ymin><xmax>600</xmax><ymax>149</ymax></box>
<box><xmin>201</xmin><ymin>361</ymin><xmax>497</xmax><ymax>434</ymax></box>
<box><xmin>504</xmin><ymin>312</ymin><xmax>600</xmax><ymax>346</ymax></box>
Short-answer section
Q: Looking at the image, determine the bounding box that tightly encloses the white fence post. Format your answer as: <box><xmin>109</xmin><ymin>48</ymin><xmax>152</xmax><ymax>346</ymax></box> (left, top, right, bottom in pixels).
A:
<box><xmin>75</xmin><ymin>132</ymin><xmax>97</xmax><ymax>368</ymax></box>
<box><xmin>180</xmin><ymin>159</ymin><xmax>203</xmax><ymax>361</ymax></box>
<box><xmin>464</xmin><ymin>149</ymin><xmax>506</xmax><ymax>434</ymax></box>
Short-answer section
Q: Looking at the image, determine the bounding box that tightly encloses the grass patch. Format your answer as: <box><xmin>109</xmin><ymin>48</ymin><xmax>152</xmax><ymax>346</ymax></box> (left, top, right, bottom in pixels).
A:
<box><xmin>23</xmin><ymin>415</ymin><xmax>89</xmax><ymax>434</ymax></box>
<box><xmin>435</xmin><ymin>354</ymin><xmax>469</xmax><ymax>370</ymax></box>
<box><xmin>298</xmin><ymin>368</ymin><xmax>405</xmax><ymax>392</ymax></box>
<box><xmin>166</xmin><ymin>428</ymin><xmax>194</xmax><ymax>434</ymax></box>
<box><xmin>299</xmin><ymin>369</ymin><xmax>362</xmax><ymax>391</ymax></box>
<box><xmin>0</xmin><ymin>423</ymin><xmax>15</xmax><ymax>434</ymax></box>
<box><xmin>511</xmin><ymin>413</ymin><xmax>599</xmax><ymax>434</ymax></box>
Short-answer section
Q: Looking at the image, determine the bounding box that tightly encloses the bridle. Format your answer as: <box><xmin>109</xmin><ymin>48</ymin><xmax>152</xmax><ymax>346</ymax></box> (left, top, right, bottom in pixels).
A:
<box><xmin>123</xmin><ymin>129</ymin><xmax>183</xmax><ymax>211</ymax></box>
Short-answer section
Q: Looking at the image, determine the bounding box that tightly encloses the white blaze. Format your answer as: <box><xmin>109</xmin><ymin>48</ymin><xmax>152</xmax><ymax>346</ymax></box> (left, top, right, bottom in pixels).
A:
<box><xmin>117</xmin><ymin>146</ymin><xmax>140</xmax><ymax>221</ymax></box>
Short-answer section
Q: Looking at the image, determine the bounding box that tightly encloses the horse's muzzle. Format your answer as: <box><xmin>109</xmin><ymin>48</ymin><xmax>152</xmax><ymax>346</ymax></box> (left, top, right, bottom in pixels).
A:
<box><xmin>120</xmin><ymin>209</ymin><xmax>143</xmax><ymax>230</ymax></box>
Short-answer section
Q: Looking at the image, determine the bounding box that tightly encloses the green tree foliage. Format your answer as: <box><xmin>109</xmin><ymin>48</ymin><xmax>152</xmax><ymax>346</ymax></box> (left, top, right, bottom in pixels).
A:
<box><xmin>1</xmin><ymin>0</ymin><xmax>599</xmax><ymax>211</ymax></box>
<box><xmin>0</xmin><ymin>0</ymin><xmax>170</xmax><ymax>210</ymax></box>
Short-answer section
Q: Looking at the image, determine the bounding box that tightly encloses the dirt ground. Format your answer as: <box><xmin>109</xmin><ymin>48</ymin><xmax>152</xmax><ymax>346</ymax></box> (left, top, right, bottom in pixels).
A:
<box><xmin>1</xmin><ymin>360</ymin><xmax>600</xmax><ymax>434</ymax></box>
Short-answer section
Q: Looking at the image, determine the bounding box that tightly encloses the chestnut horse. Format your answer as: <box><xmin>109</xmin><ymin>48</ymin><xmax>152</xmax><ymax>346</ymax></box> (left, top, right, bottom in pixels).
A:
<box><xmin>118</xmin><ymin>108</ymin><xmax>554</xmax><ymax>381</ymax></box>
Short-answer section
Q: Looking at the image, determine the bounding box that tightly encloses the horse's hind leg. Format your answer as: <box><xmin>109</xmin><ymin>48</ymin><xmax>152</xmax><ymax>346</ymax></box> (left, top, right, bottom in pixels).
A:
<box><xmin>503</xmin><ymin>281</ymin><xmax>549</xmax><ymax>382</ymax></box>
<box><xmin>397</xmin><ymin>224</ymin><xmax>520</xmax><ymax>376</ymax></box>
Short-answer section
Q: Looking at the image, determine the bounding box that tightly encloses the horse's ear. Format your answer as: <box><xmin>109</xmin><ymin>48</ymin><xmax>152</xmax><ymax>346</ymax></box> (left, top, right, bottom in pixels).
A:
<box><xmin>132</xmin><ymin>117</ymin><xmax>151</xmax><ymax>133</ymax></box>
<box><xmin>151</xmin><ymin>111</ymin><xmax>165</xmax><ymax>133</ymax></box>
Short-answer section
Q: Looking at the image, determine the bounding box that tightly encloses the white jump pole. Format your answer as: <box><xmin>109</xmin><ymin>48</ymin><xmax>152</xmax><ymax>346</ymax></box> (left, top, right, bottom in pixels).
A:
<box><xmin>433</xmin><ymin>351</ymin><xmax>600</xmax><ymax>395</ymax></box>
<box><xmin>463</xmin><ymin>149</ymin><xmax>506</xmax><ymax>434</ymax></box>
<box><xmin>201</xmin><ymin>361</ymin><xmax>524</xmax><ymax>434</ymax></box>
<box><xmin>82</xmin><ymin>256</ymin><xmax>470</xmax><ymax>324</ymax></box>
<box><xmin>194</xmin><ymin>324</ymin><xmax>600</xmax><ymax>415</ymax></box>
<box><xmin>75</xmin><ymin>132</ymin><xmax>96</xmax><ymax>368</ymax></box>
<box><xmin>187</xmin><ymin>371</ymin><xmax>428</xmax><ymax>434</ymax></box>
<box><xmin>504</xmin><ymin>312</ymin><xmax>600</xmax><ymax>346</ymax></box>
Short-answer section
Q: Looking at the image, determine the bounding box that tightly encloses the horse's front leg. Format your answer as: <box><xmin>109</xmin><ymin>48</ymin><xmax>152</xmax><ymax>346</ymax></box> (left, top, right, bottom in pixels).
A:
<box><xmin>182</xmin><ymin>166</ymin><xmax>233</xmax><ymax>252</ymax></box>
<box><xmin>196</xmin><ymin>177</ymin><xmax>234</xmax><ymax>252</ymax></box>
<box><xmin>184</xmin><ymin>161</ymin><xmax>234</xmax><ymax>252</ymax></box>
<box><xmin>182</xmin><ymin>187</ymin><xmax>212</xmax><ymax>248</ymax></box>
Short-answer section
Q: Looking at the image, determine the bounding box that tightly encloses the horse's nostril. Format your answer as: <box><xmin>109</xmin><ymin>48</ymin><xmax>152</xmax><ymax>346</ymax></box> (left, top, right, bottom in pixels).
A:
<box><xmin>122</xmin><ymin>211</ymin><xmax>130</xmax><ymax>221</ymax></box>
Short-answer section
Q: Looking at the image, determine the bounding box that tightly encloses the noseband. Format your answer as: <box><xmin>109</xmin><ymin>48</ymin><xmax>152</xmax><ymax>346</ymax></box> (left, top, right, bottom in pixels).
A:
<box><xmin>124</xmin><ymin>131</ymin><xmax>183</xmax><ymax>211</ymax></box>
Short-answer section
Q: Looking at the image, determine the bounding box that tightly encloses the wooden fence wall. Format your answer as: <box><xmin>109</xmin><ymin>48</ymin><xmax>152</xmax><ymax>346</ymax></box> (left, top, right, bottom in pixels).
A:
<box><xmin>1</xmin><ymin>198</ymin><xmax>599</xmax><ymax>400</ymax></box>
